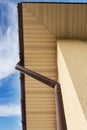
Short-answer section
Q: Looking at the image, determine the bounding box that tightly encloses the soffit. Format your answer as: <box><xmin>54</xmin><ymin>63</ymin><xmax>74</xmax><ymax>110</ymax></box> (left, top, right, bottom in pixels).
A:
<box><xmin>22</xmin><ymin>3</ymin><xmax>87</xmax><ymax>40</ymax></box>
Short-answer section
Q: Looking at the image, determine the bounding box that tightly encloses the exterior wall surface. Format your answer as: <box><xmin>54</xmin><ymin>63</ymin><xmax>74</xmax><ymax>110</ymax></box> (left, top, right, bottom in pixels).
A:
<box><xmin>57</xmin><ymin>40</ymin><xmax>87</xmax><ymax>130</ymax></box>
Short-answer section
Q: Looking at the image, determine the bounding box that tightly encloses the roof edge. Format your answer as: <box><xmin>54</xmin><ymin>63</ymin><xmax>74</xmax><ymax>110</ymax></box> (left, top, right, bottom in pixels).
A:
<box><xmin>18</xmin><ymin>3</ymin><xmax>24</xmax><ymax>65</ymax></box>
<box><xmin>18</xmin><ymin>3</ymin><xmax>27</xmax><ymax>130</ymax></box>
<box><xmin>18</xmin><ymin>2</ymin><xmax>87</xmax><ymax>4</ymax></box>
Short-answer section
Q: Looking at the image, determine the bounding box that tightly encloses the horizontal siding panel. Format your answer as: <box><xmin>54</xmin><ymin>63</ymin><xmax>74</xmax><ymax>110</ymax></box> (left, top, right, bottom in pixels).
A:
<box><xmin>24</xmin><ymin>128</ymin><xmax>56</xmax><ymax>130</ymax></box>
<box><xmin>25</xmin><ymin>84</ymin><xmax>54</xmax><ymax>89</ymax></box>
<box><xmin>24</xmin><ymin>45</ymin><xmax>56</xmax><ymax>49</ymax></box>
<box><xmin>26</xmin><ymin>75</ymin><xmax>56</xmax><ymax>81</ymax></box>
<box><xmin>24</xmin><ymin>67</ymin><xmax>56</xmax><ymax>72</ymax></box>
<box><xmin>25</xmin><ymin>85</ymin><xmax>55</xmax><ymax>89</ymax></box>
<box><xmin>26</xmin><ymin>103</ymin><xmax>55</xmax><ymax>107</ymax></box>
<box><xmin>25</xmin><ymin>82</ymin><xmax>55</xmax><ymax>86</ymax></box>
<box><xmin>25</xmin><ymin>73</ymin><xmax>56</xmax><ymax>78</ymax></box>
<box><xmin>27</xmin><ymin>123</ymin><xmax>56</xmax><ymax>127</ymax></box>
<box><xmin>24</xmin><ymin>53</ymin><xmax>56</xmax><ymax>58</ymax></box>
<box><xmin>26</xmin><ymin>107</ymin><xmax>56</xmax><ymax>112</ymax></box>
<box><xmin>25</xmin><ymin>85</ymin><xmax>53</xmax><ymax>89</ymax></box>
<box><xmin>27</xmin><ymin>112</ymin><xmax>56</xmax><ymax>117</ymax></box>
<box><xmin>23</xmin><ymin>20</ymin><xmax>42</xmax><ymax>25</ymax></box>
<box><xmin>24</xmin><ymin>58</ymin><xmax>56</xmax><ymax>62</ymax></box>
<box><xmin>25</xmin><ymin>90</ymin><xmax>54</xmax><ymax>95</ymax></box>
<box><xmin>25</xmin><ymin>87</ymin><xmax>54</xmax><ymax>91</ymax></box>
<box><xmin>26</xmin><ymin>97</ymin><xmax>55</xmax><ymax>103</ymax></box>
<box><xmin>27</xmin><ymin>124</ymin><xmax>56</xmax><ymax>127</ymax></box>
<box><xmin>27</xmin><ymin>127</ymin><xmax>56</xmax><ymax>129</ymax></box>
<box><xmin>28</xmin><ymin>118</ymin><xmax>55</xmax><ymax>124</ymax></box>
<box><xmin>23</xmin><ymin>16</ymin><xmax>36</xmax><ymax>21</ymax></box>
<box><xmin>27</xmin><ymin>119</ymin><xmax>56</xmax><ymax>123</ymax></box>
<box><xmin>25</xmin><ymin>61</ymin><xmax>56</xmax><ymax>66</ymax></box>
<box><xmin>25</xmin><ymin>76</ymin><xmax>57</xmax><ymax>81</ymax></box>
<box><xmin>23</xmin><ymin>37</ymin><xmax>55</xmax><ymax>42</ymax></box>
<box><xmin>25</xmin><ymin>92</ymin><xmax>55</xmax><ymax>98</ymax></box>
<box><xmin>24</xmin><ymin>41</ymin><xmax>56</xmax><ymax>44</ymax></box>
<box><xmin>25</xmin><ymin>128</ymin><xmax>56</xmax><ymax>130</ymax></box>
<box><xmin>24</xmin><ymin>57</ymin><xmax>56</xmax><ymax>62</ymax></box>
<box><xmin>23</xmin><ymin>29</ymin><xmax>51</xmax><ymax>34</ymax></box>
<box><xmin>25</xmin><ymin>86</ymin><xmax>51</xmax><ymax>89</ymax></box>
<box><xmin>26</xmin><ymin>100</ymin><xmax>55</xmax><ymax>105</ymax></box>
<box><xmin>25</xmin><ymin>76</ymin><xmax>56</xmax><ymax>82</ymax></box>
<box><xmin>24</xmin><ymin>58</ymin><xmax>56</xmax><ymax>63</ymax></box>
<box><xmin>22</xmin><ymin>12</ymin><xmax>33</xmax><ymax>17</ymax></box>
<box><xmin>24</xmin><ymin>33</ymin><xmax>54</xmax><ymax>38</ymax></box>
<box><xmin>25</xmin><ymin>72</ymin><xmax>56</xmax><ymax>79</ymax></box>
<box><xmin>25</xmin><ymin>82</ymin><xmax>55</xmax><ymax>87</ymax></box>
<box><xmin>27</xmin><ymin>125</ymin><xmax>56</xmax><ymax>127</ymax></box>
<box><xmin>24</xmin><ymin>49</ymin><xmax>56</xmax><ymax>54</ymax></box>
<box><xmin>24</xmin><ymin>59</ymin><xmax>56</xmax><ymax>64</ymax></box>
<box><xmin>23</xmin><ymin>25</ymin><xmax>45</xmax><ymax>30</ymax></box>
<box><xmin>25</xmin><ymin>79</ymin><xmax>55</xmax><ymax>86</ymax></box>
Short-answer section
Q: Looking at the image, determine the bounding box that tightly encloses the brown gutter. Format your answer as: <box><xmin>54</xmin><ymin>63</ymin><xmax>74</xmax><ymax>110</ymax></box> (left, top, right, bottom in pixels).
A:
<box><xmin>15</xmin><ymin>63</ymin><xmax>67</xmax><ymax>130</ymax></box>
<box><xmin>54</xmin><ymin>84</ymin><xmax>67</xmax><ymax>130</ymax></box>
<box><xmin>17</xmin><ymin>3</ymin><xmax>26</xmax><ymax>130</ymax></box>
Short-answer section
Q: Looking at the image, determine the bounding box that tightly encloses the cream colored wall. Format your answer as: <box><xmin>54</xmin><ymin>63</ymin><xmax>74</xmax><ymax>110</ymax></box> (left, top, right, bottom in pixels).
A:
<box><xmin>57</xmin><ymin>40</ymin><xmax>87</xmax><ymax>130</ymax></box>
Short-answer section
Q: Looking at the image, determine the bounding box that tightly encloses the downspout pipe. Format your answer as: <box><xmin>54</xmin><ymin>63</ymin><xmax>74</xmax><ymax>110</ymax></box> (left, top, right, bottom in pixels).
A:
<box><xmin>15</xmin><ymin>63</ymin><xmax>67</xmax><ymax>130</ymax></box>
<box><xmin>16</xmin><ymin>63</ymin><xmax>58</xmax><ymax>89</ymax></box>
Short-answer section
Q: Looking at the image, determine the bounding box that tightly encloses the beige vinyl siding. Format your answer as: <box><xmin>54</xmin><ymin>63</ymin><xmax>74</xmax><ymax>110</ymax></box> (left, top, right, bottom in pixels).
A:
<box><xmin>19</xmin><ymin>3</ymin><xmax>87</xmax><ymax>130</ymax></box>
<box><xmin>22</xmin><ymin>3</ymin><xmax>57</xmax><ymax>130</ymax></box>
<box><xmin>23</xmin><ymin>3</ymin><xmax>87</xmax><ymax>39</ymax></box>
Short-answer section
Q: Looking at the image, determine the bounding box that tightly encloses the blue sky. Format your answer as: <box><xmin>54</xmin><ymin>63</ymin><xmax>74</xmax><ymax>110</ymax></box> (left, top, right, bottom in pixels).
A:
<box><xmin>0</xmin><ymin>0</ymin><xmax>87</xmax><ymax>130</ymax></box>
<box><xmin>0</xmin><ymin>0</ymin><xmax>21</xmax><ymax>130</ymax></box>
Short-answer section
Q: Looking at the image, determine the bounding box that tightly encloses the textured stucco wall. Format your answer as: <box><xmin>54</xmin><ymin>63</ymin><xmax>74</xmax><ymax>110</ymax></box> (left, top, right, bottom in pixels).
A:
<box><xmin>57</xmin><ymin>40</ymin><xmax>87</xmax><ymax>130</ymax></box>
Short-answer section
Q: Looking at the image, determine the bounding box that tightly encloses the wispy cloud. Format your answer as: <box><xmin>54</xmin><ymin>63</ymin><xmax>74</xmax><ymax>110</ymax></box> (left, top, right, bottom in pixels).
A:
<box><xmin>18</xmin><ymin>121</ymin><xmax>22</xmax><ymax>126</ymax></box>
<box><xmin>0</xmin><ymin>0</ymin><xmax>10</xmax><ymax>4</ymax></box>
<box><xmin>0</xmin><ymin>104</ymin><xmax>21</xmax><ymax>117</ymax></box>
<box><xmin>0</xmin><ymin>2</ymin><xmax>19</xmax><ymax>79</ymax></box>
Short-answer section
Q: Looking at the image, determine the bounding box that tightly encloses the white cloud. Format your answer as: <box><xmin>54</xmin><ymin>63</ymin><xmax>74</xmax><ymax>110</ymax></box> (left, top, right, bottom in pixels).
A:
<box><xmin>0</xmin><ymin>104</ymin><xmax>21</xmax><ymax>117</ymax></box>
<box><xmin>18</xmin><ymin>121</ymin><xmax>22</xmax><ymax>126</ymax></box>
<box><xmin>0</xmin><ymin>0</ymin><xmax>10</xmax><ymax>4</ymax></box>
<box><xmin>0</xmin><ymin>2</ymin><xmax>19</xmax><ymax>79</ymax></box>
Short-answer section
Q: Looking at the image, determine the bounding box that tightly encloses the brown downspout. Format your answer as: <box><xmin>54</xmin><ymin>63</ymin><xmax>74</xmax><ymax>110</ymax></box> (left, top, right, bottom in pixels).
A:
<box><xmin>15</xmin><ymin>63</ymin><xmax>67</xmax><ymax>130</ymax></box>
